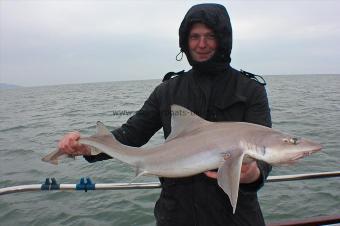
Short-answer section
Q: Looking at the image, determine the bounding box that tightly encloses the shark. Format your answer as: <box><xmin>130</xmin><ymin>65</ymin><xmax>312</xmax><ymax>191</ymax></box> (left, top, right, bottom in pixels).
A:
<box><xmin>42</xmin><ymin>105</ymin><xmax>322</xmax><ymax>213</ymax></box>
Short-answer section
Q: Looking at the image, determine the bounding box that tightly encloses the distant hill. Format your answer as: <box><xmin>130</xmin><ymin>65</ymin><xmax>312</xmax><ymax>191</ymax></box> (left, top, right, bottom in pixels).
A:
<box><xmin>0</xmin><ymin>83</ymin><xmax>21</xmax><ymax>89</ymax></box>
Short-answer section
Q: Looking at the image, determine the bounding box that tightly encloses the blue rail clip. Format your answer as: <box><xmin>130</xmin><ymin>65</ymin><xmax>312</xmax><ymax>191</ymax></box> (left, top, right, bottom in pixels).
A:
<box><xmin>41</xmin><ymin>178</ymin><xmax>60</xmax><ymax>190</ymax></box>
<box><xmin>76</xmin><ymin>177</ymin><xmax>95</xmax><ymax>192</ymax></box>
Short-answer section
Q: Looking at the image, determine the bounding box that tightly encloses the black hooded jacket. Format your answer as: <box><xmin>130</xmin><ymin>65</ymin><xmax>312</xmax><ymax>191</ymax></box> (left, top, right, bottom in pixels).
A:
<box><xmin>85</xmin><ymin>4</ymin><xmax>272</xmax><ymax>226</ymax></box>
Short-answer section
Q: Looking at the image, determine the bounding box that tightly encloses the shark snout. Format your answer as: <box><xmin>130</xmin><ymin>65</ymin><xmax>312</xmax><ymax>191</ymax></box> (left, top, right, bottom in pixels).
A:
<box><xmin>312</xmin><ymin>143</ymin><xmax>322</xmax><ymax>152</ymax></box>
<box><xmin>302</xmin><ymin>146</ymin><xmax>321</xmax><ymax>157</ymax></box>
<box><xmin>306</xmin><ymin>140</ymin><xmax>322</xmax><ymax>153</ymax></box>
<box><xmin>290</xmin><ymin>141</ymin><xmax>322</xmax><ymax>162</ymax></box>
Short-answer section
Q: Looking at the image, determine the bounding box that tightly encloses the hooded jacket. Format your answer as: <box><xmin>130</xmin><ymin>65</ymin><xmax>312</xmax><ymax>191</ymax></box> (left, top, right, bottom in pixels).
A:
<box><xmin>85</xmin><ymin>4</ymin><xmax>272</xmax><ymax>226</ymax></box>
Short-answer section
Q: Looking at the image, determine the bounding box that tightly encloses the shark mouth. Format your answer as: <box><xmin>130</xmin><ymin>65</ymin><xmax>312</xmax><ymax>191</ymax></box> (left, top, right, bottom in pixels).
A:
<box><xmin>291</xmin><ymin>147</ymin><xmax>322</xmax><ymax>162</ymax></box>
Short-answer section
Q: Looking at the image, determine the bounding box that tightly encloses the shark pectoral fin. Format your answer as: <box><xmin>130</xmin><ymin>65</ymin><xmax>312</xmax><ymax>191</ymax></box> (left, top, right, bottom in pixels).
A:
<box><xmin>217</xmin><ymin>149</ymin><xmax>244</xmax><ymax>214</ymax></box>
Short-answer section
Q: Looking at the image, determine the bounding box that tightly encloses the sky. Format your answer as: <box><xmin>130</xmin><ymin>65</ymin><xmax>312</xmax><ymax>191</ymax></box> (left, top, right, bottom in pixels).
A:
<box><xmin>1</xmin><ymin>0</ymin><xmax>340</xmax><ymax>87</ymax></box>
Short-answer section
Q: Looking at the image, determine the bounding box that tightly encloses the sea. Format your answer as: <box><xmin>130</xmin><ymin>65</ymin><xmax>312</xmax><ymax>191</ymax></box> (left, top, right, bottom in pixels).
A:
<box><xmin>0</xmin><ymin>74</ymin><xmax>339</xmax><ymax>226</ymax></box>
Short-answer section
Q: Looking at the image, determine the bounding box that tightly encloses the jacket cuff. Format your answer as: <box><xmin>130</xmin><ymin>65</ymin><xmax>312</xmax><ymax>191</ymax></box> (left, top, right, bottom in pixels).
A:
<box><xmin>83</xmin><ymin>152</ymin><xmax>112</xmax><ymax>163</ymax></box>
<box><xmin>239</xmin><ymin>160</ymin><xmax>272</xmax><ymax>193</ymax></box>
<box><xmin>83</xmin><ymin>131</ymin><xmax>118</xmax><ymax>163</ymax></box>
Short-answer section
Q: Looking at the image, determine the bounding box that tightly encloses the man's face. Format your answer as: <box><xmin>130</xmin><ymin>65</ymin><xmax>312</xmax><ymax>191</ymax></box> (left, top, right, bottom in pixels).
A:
<box><xmin>188</xmin><ymin>23</ymin><xmax>217</xmax><ymax>62</ymax></box>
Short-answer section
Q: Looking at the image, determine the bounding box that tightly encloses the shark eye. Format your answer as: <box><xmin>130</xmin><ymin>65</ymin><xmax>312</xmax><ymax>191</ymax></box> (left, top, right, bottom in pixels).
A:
<box><xmin>283</xmin><ymin>137</ymin><xmax>299</xmax><ymax>144</ymax></box>
<box><xmin>283</xmin><ymin>138</ymin><xmax>289</xmax><ymax>143</ymax></box>
<box><xmin>289</xmin><ymin>137</ymin><xmax>299</xmax><ymax>145</ymax></box>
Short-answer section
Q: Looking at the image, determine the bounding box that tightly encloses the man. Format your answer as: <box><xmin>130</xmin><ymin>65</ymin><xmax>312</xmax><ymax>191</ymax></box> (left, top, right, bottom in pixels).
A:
<box><xmin>59</xmin><ymin>3</ymin><xmax>272</xmax><ymax>226</ymax></box>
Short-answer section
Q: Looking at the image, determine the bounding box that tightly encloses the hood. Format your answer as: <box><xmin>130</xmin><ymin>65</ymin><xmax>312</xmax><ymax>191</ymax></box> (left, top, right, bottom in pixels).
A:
<box><xmin>179</xmin><ymin>4</ymin><xmax>233</xmax><ymax>68</ymax></box>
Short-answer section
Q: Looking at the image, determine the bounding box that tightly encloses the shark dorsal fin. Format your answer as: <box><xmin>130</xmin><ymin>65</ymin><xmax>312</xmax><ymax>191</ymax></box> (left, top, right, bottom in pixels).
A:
<box><xmin>165</xmin><ymin>105</ymin><xmax>210</xmax><ymax>142</ymax></box>
<box><xmin>96</xmin><ymin>121</ymin><xmax>112</xmax><ymax>135</ymax></box>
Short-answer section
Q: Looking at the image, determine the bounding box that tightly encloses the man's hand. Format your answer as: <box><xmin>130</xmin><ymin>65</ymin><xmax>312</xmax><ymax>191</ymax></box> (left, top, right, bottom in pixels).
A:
<box><xmin>204</xmin><ymin>161</ymin><xmax>261</xmax><ymax>184</ymax></box>
<box><xmin>58</xmin><ymin>131</ymin><xmax>91</xmax><ymax>156</ymax></box>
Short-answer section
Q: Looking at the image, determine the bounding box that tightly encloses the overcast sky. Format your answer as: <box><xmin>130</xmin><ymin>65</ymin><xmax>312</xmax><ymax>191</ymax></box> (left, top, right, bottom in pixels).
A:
<box><xmin>1</xmin><ymin>0</ymin><xmax>339</xmax><ymax>87</ymax></box>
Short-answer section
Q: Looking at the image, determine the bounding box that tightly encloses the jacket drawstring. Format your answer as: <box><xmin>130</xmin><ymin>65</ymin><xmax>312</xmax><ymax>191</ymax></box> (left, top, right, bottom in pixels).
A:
<box><xmin>176</xmin><ymin>50</ymin><xmax>184</xmax><ymax>61</ymax></box>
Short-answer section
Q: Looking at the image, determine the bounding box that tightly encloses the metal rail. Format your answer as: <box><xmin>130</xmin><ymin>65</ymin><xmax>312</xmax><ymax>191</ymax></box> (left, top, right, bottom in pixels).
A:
<box><xmin>268</xmin><ymin>214</ymin><xmax>340</xmax><ymax>226</ymax></box>
<box><xmin>265</xmin><ymin>171</ymin><xmax>340</xmax><ymax>182</ymax></box>
<box><xmin>0</xmin><ymin>171</ymin><xmax>339</xmax><ymax>196</ymax></box>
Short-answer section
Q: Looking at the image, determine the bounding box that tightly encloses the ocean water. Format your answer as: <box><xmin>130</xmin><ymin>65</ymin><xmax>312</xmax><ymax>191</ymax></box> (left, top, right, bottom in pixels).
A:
<box><xmin>0</xmin><ymin>75</ymin><xmax>339</xmax><ymax>225</ymax></box>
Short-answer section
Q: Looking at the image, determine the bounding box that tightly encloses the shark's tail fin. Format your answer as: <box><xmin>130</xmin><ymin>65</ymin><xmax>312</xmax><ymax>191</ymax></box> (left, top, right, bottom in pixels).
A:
<box><xmin>41</xmin><ymin>149</ymin><xmax>74</xmax><ymax>165</ymax></box>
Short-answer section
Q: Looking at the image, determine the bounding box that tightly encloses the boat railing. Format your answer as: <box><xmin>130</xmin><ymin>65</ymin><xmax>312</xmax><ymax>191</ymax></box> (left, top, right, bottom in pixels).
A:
<box><xmin>0</xmin><ymin>171</ymin><xmax>339</xmax><ymax>195</ymax></box>
<box><xmin>1</xmin><ymin>171</ymin><xmax>339</xmax><ymax>225</ymax></box>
